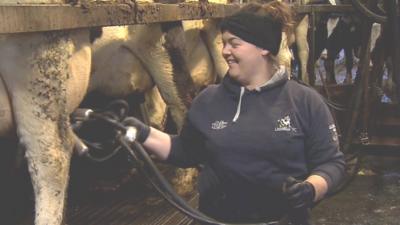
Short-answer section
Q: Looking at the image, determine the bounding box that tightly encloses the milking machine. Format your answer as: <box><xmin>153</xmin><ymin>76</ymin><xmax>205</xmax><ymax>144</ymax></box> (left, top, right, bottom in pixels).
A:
<box><xmin>70</xmin><ymin>99</ymin><xmax>314</xmax><ymax>225</ymax></box>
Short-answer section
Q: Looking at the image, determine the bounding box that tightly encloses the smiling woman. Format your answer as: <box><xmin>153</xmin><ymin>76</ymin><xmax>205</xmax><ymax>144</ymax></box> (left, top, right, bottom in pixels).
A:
<box><xmin>119</xmin><ymin>1</ymin><xmax>345</xmax><ymax>224</ymax></box>
<box><xmin>221</xmin><ymin>31</ymin><xmax>271</xmax><ymax>89</ymax></box>
<box><xmin>220</xmin><ymin>1</ymin><xmax>293</xmax><ymax>89</ymax></box>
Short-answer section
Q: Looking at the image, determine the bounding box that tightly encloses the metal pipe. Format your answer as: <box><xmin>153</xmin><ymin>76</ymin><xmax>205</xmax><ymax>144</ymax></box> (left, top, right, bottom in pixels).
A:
<box><xmin>350</xmin><ymin>0</ymin><xmax>387</xmax><ymax>23</ymax></box>
<box><xmin>309</xmin><ymin>7</ymin><xmax>316</xmax><ymax>85</ymax></box>
<box><xmin>387</xmin><ymin>0</ymin><xmax>400</xmax><ymax>99</ymax></box>
<box><xmin>342</xmin><ymin>20</ymin><xmax>373</xmax><ymax>153</ymax></box>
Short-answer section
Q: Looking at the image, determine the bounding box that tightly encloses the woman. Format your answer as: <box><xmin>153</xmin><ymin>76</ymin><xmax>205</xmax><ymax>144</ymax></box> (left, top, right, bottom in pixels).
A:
<box><xmin>129</xmin><ymin>1</ymin><xmax>345</xmax><ymax>224</ymax></box>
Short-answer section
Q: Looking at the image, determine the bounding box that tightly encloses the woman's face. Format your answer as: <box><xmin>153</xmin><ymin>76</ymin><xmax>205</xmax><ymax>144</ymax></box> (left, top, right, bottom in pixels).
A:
<box><xmin>221</xmin><ymin>31</ymin><xmax>269</xmax><ymax>85</ymax></box>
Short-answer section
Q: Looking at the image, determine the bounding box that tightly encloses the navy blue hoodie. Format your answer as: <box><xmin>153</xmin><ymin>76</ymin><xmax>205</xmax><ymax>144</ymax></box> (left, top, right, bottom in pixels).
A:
<box><xmin>166</xmin><ymin>69</ymin><xmax>345</xmax><ymax>222</ymax></box>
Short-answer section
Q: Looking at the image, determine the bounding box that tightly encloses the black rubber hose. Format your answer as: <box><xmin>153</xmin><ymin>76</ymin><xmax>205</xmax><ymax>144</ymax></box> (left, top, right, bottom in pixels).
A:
<box><xmin>89</xmin><ymin>112</ymin><xmax>127</xmax><ymax>132</ymax></box>
<box><xmin>125</xmin><ymin>139</ymin><xmax>278</xmax><ymax>225</ymax></box>
<box><xmin>292</xmin><ymin>76</ymin><xmax>349</xmax><ymax>111</ymax></box>
<box><xmin>105</xmin><ymin>99</ymin><xmax>130</xmax><ymax>120</ymax></box>
<box><xmin>78</xmin><ymin>110</ymin><xmax>310</xmax><ymax>225</ymax></box>
<box><xmin>120</xmin><ymin>138</ymin><xmax>230</xmax><ymax>224</ymax></box>
<box><xmin>83</xmin><ymin>141</ymin><xmax>122</xmax><ymax>162</ymax></box>
<box><xmin>118</xmin><ymin>138</ymin><xmax>277</xmax><ymax>225</ymax></box>
<box><xmin>350</xmin><ymin>0</ymin><xmax>387</xmax><ymax>24</ymax></box>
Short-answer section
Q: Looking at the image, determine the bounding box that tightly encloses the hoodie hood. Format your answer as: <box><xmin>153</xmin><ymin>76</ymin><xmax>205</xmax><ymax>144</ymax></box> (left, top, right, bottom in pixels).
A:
<box><xmin>222</xmin><ymin>66</ymin><xmax>289</xmax><ymax>122</ymax></box>
<box><xmin>222</xmin><ymin>66</ymin><xmax>288</xmax><ymax>98</ymax></box>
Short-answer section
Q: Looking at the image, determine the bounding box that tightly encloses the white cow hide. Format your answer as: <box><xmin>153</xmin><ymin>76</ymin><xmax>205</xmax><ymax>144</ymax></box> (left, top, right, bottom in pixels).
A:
<box><xmin>0</xmin><ymin>1</ymin><xmax>92</xmax><ymax>225</ymax></box>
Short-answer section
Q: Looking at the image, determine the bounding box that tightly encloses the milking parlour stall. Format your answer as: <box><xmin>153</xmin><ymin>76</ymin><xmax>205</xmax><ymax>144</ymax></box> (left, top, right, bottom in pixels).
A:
<box><xmin>0</xmin><ymin>0</ymin><xmax>399</xmax><ymax>224</ymax></box>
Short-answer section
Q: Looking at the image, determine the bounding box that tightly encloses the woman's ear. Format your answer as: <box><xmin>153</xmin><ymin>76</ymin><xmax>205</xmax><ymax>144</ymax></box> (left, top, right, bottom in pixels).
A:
<box><xmin>261</xmin><ymin>49</ymin><xmax>270</xmax><ymax>56</ymax></box>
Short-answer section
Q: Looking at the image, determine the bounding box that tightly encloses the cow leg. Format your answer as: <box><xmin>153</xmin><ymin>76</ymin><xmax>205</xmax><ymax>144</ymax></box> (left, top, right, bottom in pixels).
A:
<box><xmin>126</xmin><ymin>24</ymin><xmax>197</xmax><ymax>194</ymax></box>
<box><xmin>344</xmin><ymin>46</ymin><xmax>354</xmax><ymax>84</ymax></box>
<box><xmin>324</xmin><ymin>58</ymin><xmax>336</xmax><ymax>84</ymax></box>
<box><xmin>161</xmin><ymin>21</ymin><xmax>197</xmax><ymax>107</ymax></box>
<box><xmin>201</xmin><ymin>19</ymin><xmax>229</xmax><ymax>80</ymax></box>
<box><xmin>385</xmin><ymin>57</ymin><xmax>396</xmax><ymax>101</ymax></box>
<box><xmin>144</xmin><ymin>86</ymin><xmax>168</xmax><ymax>130</ymax></box>
<box><xmin>1</xmin><ymin>88</ymin><xmax>72</xmax><ymax>225</ymax></box>
<box><xmin>0</xmin><ymin>31</ymin><xmax>85</xmax><ymax>225</ymax></box>
<box><xmin>325</xmin><ymin>37</ymin><xmax>343</xmax><ymax>85</ymax></box>
<box><xmin>20</xmin><ymin>111</ymin><xmax>74</xmax><ymax>225</ymax></box>
<box><xmin>324</xmin><ymin>17</ymin><xmax>356</xmax><ymax>85</ymax></box>
<box><xmin>278</xmin><ymin>32</ymin><xmax>293</xmax><ymax>75</ymax></box>
<box><xmin>295</xmin><ymin>15</ymin><xmax>310</xmax><ymax>84</ymax></box>
<box><xmin>126</xmin><ymin>24</ymin><xmax>187</xmax><ymax>131</ymax></box>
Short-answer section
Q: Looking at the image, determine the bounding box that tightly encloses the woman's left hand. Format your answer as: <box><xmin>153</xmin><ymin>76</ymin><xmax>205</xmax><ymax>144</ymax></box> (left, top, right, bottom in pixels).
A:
<box><xmin>283</xmin><ymin>176</ymin><xmax>316</xmax><ymax>209</ymax></box>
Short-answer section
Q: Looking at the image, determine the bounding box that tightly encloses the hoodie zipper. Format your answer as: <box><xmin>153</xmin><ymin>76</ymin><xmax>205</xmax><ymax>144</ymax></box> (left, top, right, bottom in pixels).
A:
<box><xmin>232</xmin><ymin>87</ymin><xmax>245</xmax><ymax>123</ymax></box>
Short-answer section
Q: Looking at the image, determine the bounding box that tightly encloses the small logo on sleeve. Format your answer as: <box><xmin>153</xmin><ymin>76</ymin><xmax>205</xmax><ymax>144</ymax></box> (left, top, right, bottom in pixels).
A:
<box><xmin>275</xmin><ymin>115</ymin><xmax>297</xmax><ymax>132</ymax></box>
<box><xmin>211</xmin><ymin>120</ymin><xmax>228</xmax><ymax>130</ymax></box>
<box><xmin>329</xmin><ymin>124</ymin><xmax>338</xmax><ymax>142</ymax></box>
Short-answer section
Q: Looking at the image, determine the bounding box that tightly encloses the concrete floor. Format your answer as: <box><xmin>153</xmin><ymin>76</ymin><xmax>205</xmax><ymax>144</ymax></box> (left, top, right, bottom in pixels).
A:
<box><xmin>3</xmin><ymin>140</ymin><xmax>400</xmax><ymax>225</ymax></box>
<box><xmin>64</xmin><ymin>155</ymin><xmax>400</xmax><ymax>225</ymax></box>
<box><xmin>312</xmin><ymin>156</ymin><xmax>400</xmax><ymax>225</ymax></box>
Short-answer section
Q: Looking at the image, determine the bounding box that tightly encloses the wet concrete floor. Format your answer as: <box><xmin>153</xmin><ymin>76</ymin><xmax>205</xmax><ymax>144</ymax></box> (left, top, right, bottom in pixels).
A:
<box><xmin>312</xmin><ymin>155</ymin><xmax>400</xmax><ymax>225</ymax></box>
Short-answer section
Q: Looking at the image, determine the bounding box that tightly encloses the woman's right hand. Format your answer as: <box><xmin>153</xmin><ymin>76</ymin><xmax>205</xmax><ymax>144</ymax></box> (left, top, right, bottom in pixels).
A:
<box><xmin>122</xmin><ymin>117</ymin><xmax>151</xmax><ymax>143</ymax></box>
<box><xmin>122</xmin><ymin>117</ymin><xmax>172</xmax><ymax>161</ymax></box>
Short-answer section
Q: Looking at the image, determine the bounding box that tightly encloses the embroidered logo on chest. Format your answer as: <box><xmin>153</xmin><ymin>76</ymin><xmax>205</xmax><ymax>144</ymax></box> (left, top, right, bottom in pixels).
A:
<box><xmin>275</xmin><ymin>115</ymin><xmax>297</xmax><ymax>132</ymax></box>
<box><xmin>211</xmin><ymin>120</ymin><xmax>228</xmax><ymax>130</ymax></box>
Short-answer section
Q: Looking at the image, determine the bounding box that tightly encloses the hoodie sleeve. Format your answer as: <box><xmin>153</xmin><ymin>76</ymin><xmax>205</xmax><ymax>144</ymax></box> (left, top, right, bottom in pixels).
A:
<box><xmin>304</xmin><ymin>94</ymin><xmax>346</xmax><ymax>193</ymax></box>
<box><xmin>165</xmin><ymin>117</ymin><xmax>207</xmax><ymax>168</ymax></box>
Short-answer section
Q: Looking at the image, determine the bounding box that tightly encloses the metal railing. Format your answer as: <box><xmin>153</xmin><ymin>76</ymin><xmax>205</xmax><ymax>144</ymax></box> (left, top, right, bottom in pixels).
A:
<box><xmin>0</xmin><ymin>3</ymin><xmax>354</xmax><ymax>34</ymax></box>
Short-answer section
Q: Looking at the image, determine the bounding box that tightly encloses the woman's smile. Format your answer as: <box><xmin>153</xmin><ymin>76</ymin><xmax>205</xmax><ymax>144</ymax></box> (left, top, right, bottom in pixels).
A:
<box><xmin>226</xmin><ymin>58</ymin><xmax>238</xmax><ymax>67</ymax></box>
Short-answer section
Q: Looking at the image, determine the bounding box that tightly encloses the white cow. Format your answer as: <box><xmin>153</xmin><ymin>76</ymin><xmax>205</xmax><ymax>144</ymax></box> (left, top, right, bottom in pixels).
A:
<box><xmin>89</xmin><ymin>0</ymin><xmax>229</xmax><ymax>195</ymax></box>
<box><xmin>90</xmin><ymin>1</ymin><xmax>230</xmax><ymax>131</ymax></box>
<box><xmin>90</xmin><ymin>23</ymin><xmax>188</xmax><ymax>131</ymax></box>
<box><xmin>0</xmin><ymin>1</ymin><xmax>92</xmax><ymax>225</ymax></box>
<box><xmin>182</xmin><ymin>1</ymin><xmax>229</xmax><ymax>87</ymax></box>
<box><xmin>88</xmin><ymin>25</ymin><xmax>170</xmax><ymax>129</ymax></box>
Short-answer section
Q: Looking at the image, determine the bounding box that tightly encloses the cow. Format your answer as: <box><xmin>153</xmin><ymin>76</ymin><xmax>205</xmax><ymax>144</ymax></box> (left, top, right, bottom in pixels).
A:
<box><xmin>89</xmin><ymin>0</ymin><xmax>229</xmax><ymax>127</ymax></box>
<box><xmin>0</xmin><ymin>1</ymin><xmax>92</xmax><ymax>225</ymax></box>
<box><xmin>308</xmin><ymin>0</ymin><xmax>387</xmax><ymax>85</ymax></box>
<box><xmin>88</xmin><ymin>0</ymin><xmax>230</xmax><ymax>195</ymax></box>
<box><xmin>313</xmin><ymin>15</ymin><xmax>383</xmax><ymax>85</ymax></box>
<box><xmin>312</xmin><ymin>12</ymin><xmax>361</xmax><ymax>84</ymax></box>
<box><xmin>88</xmin><ymin>25</ymin><xmax>170</xmax><ymax>129</ymax></box>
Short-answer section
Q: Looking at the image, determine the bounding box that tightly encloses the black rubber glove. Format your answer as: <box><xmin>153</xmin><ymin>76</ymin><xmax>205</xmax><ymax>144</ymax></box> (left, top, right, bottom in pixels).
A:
<box><xmin>283</xmin><ymin>177</ymin><xmax>315</xmax><ymax>225</ymax></box>
<box><xmin>283</xmin><ymin>176</ymin><xmax>316</xmax><ymax>209</ymax></box>
<box><xmin>122</xmin><ymin>117</ymin><xmax>151</xmax><ymax>143</ymax></box>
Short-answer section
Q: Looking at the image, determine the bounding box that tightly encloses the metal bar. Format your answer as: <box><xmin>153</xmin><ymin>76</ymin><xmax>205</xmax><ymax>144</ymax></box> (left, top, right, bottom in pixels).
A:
<box><xmin>0</xmin><ymin>2</ymin><xmax>240</xmax><ymax>34</ymax></box>
<box><xmin>343</xmin><ymin>20</ymin><xmax>373</xmax><ymax>153</ymax></box>
<box><xmin>387</xmin><ymin>0</ymin><xmax>400</xmax><ymax>99</ymax></box>
<box><xmin>309</xmin><ymin>7</ymin><xmax>316</xmax><ymax>85</ymax></box>
<box><xmin>361</xmin><ymin>26</ymin><xmax>372</xmax><ymax>144</ymax></box>
<box><xmin>293</xmin><ymin>4</ymin><xmax>354</xmax><ymax>13</ymax></box>
<box><xmin>0</xmin><ymin>3</ymin><xmax>354</xmax><ymax>34</ymax></box>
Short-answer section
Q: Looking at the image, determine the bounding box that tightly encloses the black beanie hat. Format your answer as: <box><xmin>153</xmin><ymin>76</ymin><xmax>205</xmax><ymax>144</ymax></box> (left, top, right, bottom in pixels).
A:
<box><xmin>220</xmin><ymin>11</ymin><xmax>282</xmax><ymax>55</ymax></box>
